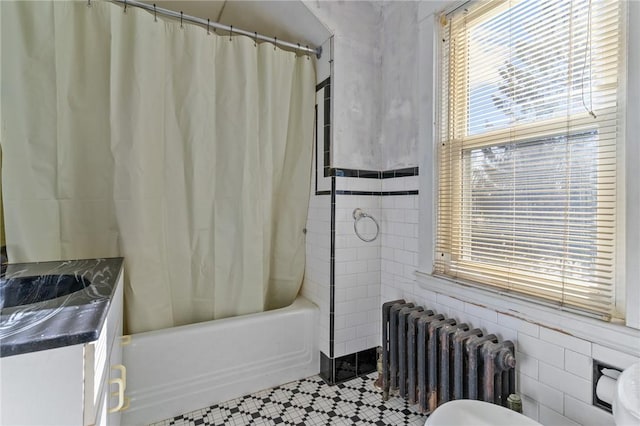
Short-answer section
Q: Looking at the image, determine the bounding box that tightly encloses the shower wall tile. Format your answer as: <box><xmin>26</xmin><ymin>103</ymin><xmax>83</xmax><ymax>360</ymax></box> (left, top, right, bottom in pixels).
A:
<box><xmin>564</xmin><ymin>395</ymin><xmax>616</xmax><ymax>426</ymax></box>
<box><xmin>538</xmin><ymin>405</ymin><xmax>581</xmax><ymax>426</ymax></box>
<box><xmin>332</xmin><ymin>192</ymin><xmax>381</xmax><ymax>358</ymax></box>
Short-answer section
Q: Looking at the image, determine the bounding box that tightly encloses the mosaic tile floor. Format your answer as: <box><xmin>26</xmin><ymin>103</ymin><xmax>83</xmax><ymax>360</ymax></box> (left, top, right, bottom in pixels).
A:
<box><xmin>150</xmin><ymin>373</ymin><xmax>427</xmax><ymax>426</ymax></box>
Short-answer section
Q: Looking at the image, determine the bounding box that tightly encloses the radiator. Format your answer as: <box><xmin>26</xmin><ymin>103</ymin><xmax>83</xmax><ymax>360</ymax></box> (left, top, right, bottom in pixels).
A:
<box><xmin>381</xmin><ymin>299</ymin><xmax>516</xmax><ymax>413</ymax></box>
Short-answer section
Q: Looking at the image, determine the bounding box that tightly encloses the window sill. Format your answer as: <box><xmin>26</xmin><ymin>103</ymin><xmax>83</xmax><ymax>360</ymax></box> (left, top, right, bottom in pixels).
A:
<box><xmin>414</xmin><ymin>270</ymin><xmax>640</xmax><ymax>357</ymax></box>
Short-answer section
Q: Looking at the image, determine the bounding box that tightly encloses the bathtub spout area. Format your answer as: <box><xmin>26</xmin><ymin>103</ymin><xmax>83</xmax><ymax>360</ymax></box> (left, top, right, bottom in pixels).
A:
<box><xmin>121</xmin><ymin>296</ymin><xmax>319</xmax><ymax>425</ymax></box>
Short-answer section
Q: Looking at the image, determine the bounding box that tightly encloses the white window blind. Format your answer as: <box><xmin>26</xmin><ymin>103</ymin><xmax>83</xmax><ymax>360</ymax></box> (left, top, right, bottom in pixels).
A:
<box><xmin>435</xmin><ymin>0</ymin><xmax>623</xmax><ymax>320</ymax></box>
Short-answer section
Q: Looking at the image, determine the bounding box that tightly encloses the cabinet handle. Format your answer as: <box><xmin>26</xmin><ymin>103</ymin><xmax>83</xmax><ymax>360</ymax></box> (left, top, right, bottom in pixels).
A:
<box><xmin>121</xmin><ymin>396</ymin><xmax>131</xmax><ymax>411</ymax></box>
<box><xmin>111</xmin><ymin>364</ymin><xmax>127</xmax><ymax>391</ymax></box>
<box><xmin>108</xmin><ymin>378</ymin><xmax>124</xmax><ymax>413</ymax></box>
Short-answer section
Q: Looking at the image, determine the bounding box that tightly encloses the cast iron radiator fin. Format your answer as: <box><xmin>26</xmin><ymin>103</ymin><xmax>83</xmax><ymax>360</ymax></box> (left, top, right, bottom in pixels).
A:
<box><xmin>381</xmin><ymin>300</ymin><xmax>516</xmax><ymax>413</ymax></box>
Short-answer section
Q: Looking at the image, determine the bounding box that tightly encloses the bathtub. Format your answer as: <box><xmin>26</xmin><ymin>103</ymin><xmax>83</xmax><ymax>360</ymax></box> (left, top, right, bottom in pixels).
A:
<box><xmin>121</xmin><ymin>296</ymin><xmax>319</xmax><ymax>425</ymax></box>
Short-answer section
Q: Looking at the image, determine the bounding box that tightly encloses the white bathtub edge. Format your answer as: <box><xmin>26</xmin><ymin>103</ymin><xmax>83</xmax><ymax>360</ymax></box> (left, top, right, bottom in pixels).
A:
<box><xmin>121</xmin><ymin>296</ymin><xmax>319</xmax><ymax>425</ymax></box>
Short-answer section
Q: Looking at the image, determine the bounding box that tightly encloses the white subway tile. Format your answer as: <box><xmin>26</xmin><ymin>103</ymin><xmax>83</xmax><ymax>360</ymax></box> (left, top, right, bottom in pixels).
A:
<box><xmin>360</xmin><ymin>296</ymin><xmax>381</xmax><ymax>312</ymax></box>
<box><xmin>333</xmin><ymin>261</ymin><xmax>347</xmax><ymax>276</ymax></box>
<box><xmin>334</xmin><ymin>288</ymin><xmax>346</xmax><ymax>304</ymax></box>
<box><xmin>564</xmin><ymin>350</ymin><xmax>592</xmax><ymax>380</ymax></box>
<box><xmin>394</xmin><ymin>249</ymin><xmax>415</xmax><ymax>265</ymax></box>
<box><xmin>367</xmin><ymin>259</ymin><xmax>381</xmax><ymax>272</ymax></box>
<box><xmin>517</xmin><ymin>333</ymin><xmax>565</xmax><ymax>369</ymax></box>
<box><xmin>436</xmin><ymin>294</ymin><xmax>465</xmax><ymax>312</ymax></box>
<box><xmin>405</xmin><ymin>209</ymin><xmax>419</xmax><ymax>224</ymax></box>
<box><xmin>381</xmin><ymin>197</ymin><xmax>395</xmax><ymax>209</ymax></box>
<box><xmin>334</xmin><ymin>273</ymin><xmax>358</xmax><ymax>288</ymax></box>
<box><xmin>335</xmin><ymin>300</ymin><xmax>358</xmax><ymax>316</ymax></box>
<box><xmin>384</xmin><ymin>235</ymin><xmax>404</xmax><ymax>249</ymax></box>
<box><xmin>368</xmin><ymin>309</ymin><xmax>380</xmax><ymax>323</ymax></box>
<box><xmin>345</xmin><ymin>337</ymin><xmax>367</xmax><ymax>355</ymax></box>
<box><xmin>345</xmin><ymin>260</ymin><xmax>369</xmax><ymax>274</ymax></box>
<box><xmin>464</xmin><ymin>303</ymin><xmax>499</xmax><ymax>323</ymax></box>
<box><xmin>497</xmin><ymin>313</ymin><xmax>540</xmax><ymax>338</ymax></box>
<box><xmin>516</xmin><ymin>351</ymin><xmax>539</xmax><ymax>379</ymax></box>
<box><xmin>345</xmin><ymin>310</ymin><xmax>368</xmax><ymax>327</ymax></box>
<box><xmin>383</xmin><ymin>260</ymin><xmax>403</xmax><ymax>275</ymax></box>
<box><xmin>367</xmin><ymin>334</ymin><xmax>381</xmax><ymax>349</ymax></box>
<box><xmin>358</xmin><ymin>271</ymin><xmax>380</xmax><ymax>286</ymax></box>
<box><xmin>334</xmin><ymin>221</ymin><xmax>353</xmax><ymax>236</ymax></box>
<box><xmin>448</xmin><ymin>311</ymin><xmax>479</xmax><ymax>329</ymax></box>
<box><xmin>367</xmin><ymin>284</ymin><xmax>381</xmax><ymax>297</ymax></box>
<box><xmin>334</xmin><ymin>314</ymin><xmax>346</xmax><ymax>330</ymax></box>
<box><xmin>592</xmin><ymin>344</ymin><xmax>640</xmax><ymax>370</ymax></box>
<box><xmin>483</xmin><ymin>321</ymin><xmax>517</xmax><ymax>342</ymax></box>
<box><xmin>345</xmin><ymin>286</ymin><xmax>368</xmax><ymax>301</ymax></box>
<box><xmin>334</xmin><ymin>208</ymin><xmax>351</xmax><ymax>222</ymax></box>
<box><xmin>384</xmin><ymin>208</ymin><xmax>405</xmax><ymax>222</ymax></box>
<box><xmin>540</xmin><ymin>327</ymin><xmax>591</xmax><ymax>356</ymax></box>
<box><xmin>356</xmin><ymin>323</ymin><xmax>378</xmax><ymax>338</ymax></box>
<box><xmin>521</xmin><ymin>394</ymin><xmax>539</xmax><ymax>422</ymax></box>
<box><xmin>412</xmin><ymin>285</ymin><xmax>438</xmax><ymax>305</ymax></box>
<box><xmin>538</xmin><ymin>405</ymin><xmax>581</xmax><ymax>426</ymax></box>
<box><xmin>334</xmin><ymin>327</ymin><xmax>356</xmax><ymax>343</ymax></box>
<box><xmin>404</xmin><ymin>237</ymin><xmax>419</xmax><ymax>253</ymax></box>
<box><xmin>357</xmin><ymin>246</ymin><xmax>379</xmax><ymax>260</ymax></box>
<box><xmin>564</xmin><ymin>395</ymin><xmax>615</xmax><ymax>426</ymax></box>
<box><xmin>403</xmin><ymin>264</ymin><xmax>417</xmax><ymax>279</ymax></box>
<box><xmin>333</xmin><ymin>341</ymin><xmax>346</xmax><ymax>358</ymax></box>
<box><xmin>539</xmin><ymin>362</ymin><xmax>592</xmax><ymax>403</ymax></box>
<box><xmin>381</xmin><ymin>246</ymin><xmax>394</xmax><ymax>261</ymax></box>
<box><xmin>518</xmin><ymin>373</ymin><xmax>564</xmax><ymax>413</ymax></box>
<box><xmin>399</xmin><ymin>223</ymin><xmax>416</xmax><ymax>238</ymax></box>
<box><xmin>394</xmin><ymin>197</ymin><xmax>415</xmax><ymax>209</ymax></box>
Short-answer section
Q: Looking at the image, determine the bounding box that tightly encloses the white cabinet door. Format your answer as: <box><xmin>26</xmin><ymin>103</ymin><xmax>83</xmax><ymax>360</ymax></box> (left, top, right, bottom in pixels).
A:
<box><xmin>86</xmin><ymin>272</ymin><xmax>125</xmax><ymax>426</ymax></box>
<box><xmin>0</xmin><ymin>344</ymin><xmax>84</xmax><ymax>426</ymax></box>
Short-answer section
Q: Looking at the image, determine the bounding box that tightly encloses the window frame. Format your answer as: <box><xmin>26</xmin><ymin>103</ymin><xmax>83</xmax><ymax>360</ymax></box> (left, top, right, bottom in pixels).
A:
<box><xmin>416</xmin><ymin>0</ymin><xmax>639</xmax><ymax>342</ymax></box>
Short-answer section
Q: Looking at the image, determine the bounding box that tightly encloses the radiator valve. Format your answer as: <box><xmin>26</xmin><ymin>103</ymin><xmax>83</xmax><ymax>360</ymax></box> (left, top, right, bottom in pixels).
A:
<box><xmin>373</xmin><ymin>346</ymin><xmax>383</xmax><ymax>390</ymax></box>
<box><xmin>507</xmin><ymin>393</ymin><xmax>523</xmax><ymax>413</ymax></box>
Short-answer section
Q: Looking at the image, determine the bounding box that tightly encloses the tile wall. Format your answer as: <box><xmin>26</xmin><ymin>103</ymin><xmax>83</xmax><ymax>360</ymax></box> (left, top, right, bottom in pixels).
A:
<box><xmin>379</xmin><ymin>189</ymin><xmax>640</xmax><ymax>426</ymax></box>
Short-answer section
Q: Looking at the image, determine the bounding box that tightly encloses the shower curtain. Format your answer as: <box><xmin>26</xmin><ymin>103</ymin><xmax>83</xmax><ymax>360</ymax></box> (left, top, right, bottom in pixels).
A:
<box><xmin>1</xmin><ymin>1</ymin><xmax>315</xmax><ymax>333</ymax></box>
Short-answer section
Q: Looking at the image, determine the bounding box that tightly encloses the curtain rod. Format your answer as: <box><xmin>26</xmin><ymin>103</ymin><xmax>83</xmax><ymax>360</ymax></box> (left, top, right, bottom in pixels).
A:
<box><xmin>107</xmin><ymin>0</ymin><xmax>322</xmax><ymax>58</ymax></box>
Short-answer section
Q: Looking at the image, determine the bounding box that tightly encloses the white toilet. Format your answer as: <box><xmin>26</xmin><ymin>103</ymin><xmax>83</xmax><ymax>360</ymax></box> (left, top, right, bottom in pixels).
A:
<box><xmin>425</xmin><ymin>362</ymin><xmax>640</xmax><ymax>426</ymax></box>
<box><xmin>614</xmin><ymin>362</ymin><xmax>640</xmax><ymax>426</ymax></box>
<box><xmin>424</xmin><ymin>399</ymin><xmax>542</xmax><ymax>426</ymax></box>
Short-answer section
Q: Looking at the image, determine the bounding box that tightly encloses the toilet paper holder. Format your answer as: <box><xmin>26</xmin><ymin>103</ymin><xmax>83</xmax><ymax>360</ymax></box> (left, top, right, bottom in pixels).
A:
<box><xmin>593</xmin><ymin>360</ymin><xmax>622</xmax><ymax>413</ymax></box>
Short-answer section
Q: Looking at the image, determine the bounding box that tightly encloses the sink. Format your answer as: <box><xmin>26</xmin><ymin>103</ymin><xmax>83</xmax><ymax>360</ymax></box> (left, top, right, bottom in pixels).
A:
<box><xmin>614</xmin><ymin>362</ymin><xmax>640</xmax><ymax>426</ymax></box>
<box><xmin>0</xmin><ymin>274</ymin><xmax>92</xmax><ymax>309</ymax></box>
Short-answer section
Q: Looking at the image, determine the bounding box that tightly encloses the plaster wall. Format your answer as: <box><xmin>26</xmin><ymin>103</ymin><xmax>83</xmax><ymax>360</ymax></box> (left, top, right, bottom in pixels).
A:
<box><xmin>303</xmin><ymin>0</ymin><xmax>382</xmax><ymax>170</ymax></box>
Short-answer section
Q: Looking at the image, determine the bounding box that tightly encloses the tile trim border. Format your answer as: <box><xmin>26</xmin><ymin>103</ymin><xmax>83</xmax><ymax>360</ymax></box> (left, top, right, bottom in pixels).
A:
<box><xmin>319</xmin><ymin>347</ymin><xmax>378</xmax><ymax>385</ymax></box>
<box><xmin>331</xmin><ymin>167</ymin><xmax>419</xmax><ymax>179</ymax></box>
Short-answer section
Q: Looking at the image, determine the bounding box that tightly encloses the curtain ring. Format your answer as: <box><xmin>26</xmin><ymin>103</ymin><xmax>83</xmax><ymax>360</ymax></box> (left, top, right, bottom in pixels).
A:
<box><xmin>123</xmin><ymin>0</ymin><xmax>127</xmax><ymax>13</ymax></box>
<box><xmin>306</xmin><ymin>45</ymin><xmax>310</xmax><ymax>60</ymax></box>
<box><xmin>153</xmin><ymin>4</ymin><xmax>157</xmax><ymax>22</ymax></box>
<box><xmin>274</xmin><ymin>37</ymin><xmax>277</xmax><ymax>50</ymax></box>
<box><xmin>87</xmin><ymin>0</ymin><xmax>91</xmax><ymax>7</ymax></box>
<box><xmin>254</xmin><ymin>31</ymin><xmax>258</xmax><ymax>47</ymax></box>
<box><xmin>180</xmin><ymin>11</ymin><xmax>183</xmax><ymax>28</ymax></box>
<box><xmin>207</xmin><ymin>19</ymin><xmax>210</xmax><ymax>35</ymax></box>
<box><xmin>229</xmin><ymin>25</ymin><xmax>233</xmax><ymax>41</ymax></box>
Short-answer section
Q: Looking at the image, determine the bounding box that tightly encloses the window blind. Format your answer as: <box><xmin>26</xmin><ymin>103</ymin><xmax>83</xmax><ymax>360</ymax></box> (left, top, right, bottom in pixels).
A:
<box><xmin>435</xmin><ymin>0</ymin><xmax>622</xmax><ymax>319</ymax></box>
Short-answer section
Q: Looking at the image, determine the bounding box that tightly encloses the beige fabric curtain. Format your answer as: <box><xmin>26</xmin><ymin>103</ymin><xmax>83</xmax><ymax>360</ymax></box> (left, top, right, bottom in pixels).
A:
<box><xmin>1</xmin><ymin>0</ymin><xmax>315</xmax><ymax>333</ymax></box>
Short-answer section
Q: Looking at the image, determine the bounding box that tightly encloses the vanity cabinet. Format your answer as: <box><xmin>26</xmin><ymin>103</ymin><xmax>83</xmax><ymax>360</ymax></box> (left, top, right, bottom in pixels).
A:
<box><xmin>0</xmin><ymin>272</ymin><xmax>126</xmax><ymax>426</ymax></box>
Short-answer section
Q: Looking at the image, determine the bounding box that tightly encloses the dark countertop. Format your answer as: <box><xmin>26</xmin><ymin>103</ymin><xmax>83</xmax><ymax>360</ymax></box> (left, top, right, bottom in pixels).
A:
<box><xmin>0</xmin><ymin>258</ymin><xmax>124</xmax><ymax>357</ymax></box>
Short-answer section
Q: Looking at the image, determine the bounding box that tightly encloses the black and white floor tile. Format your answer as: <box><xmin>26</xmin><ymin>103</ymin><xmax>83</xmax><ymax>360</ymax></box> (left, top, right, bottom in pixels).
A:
<box><xmin>150</xmin><ymin>373</ymin><xmax>427</xmax><ymax>426</ymax></box>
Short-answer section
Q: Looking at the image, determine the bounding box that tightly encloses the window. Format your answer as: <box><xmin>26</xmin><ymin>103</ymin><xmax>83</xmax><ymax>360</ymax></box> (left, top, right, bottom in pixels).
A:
<box><xmin>435</xmin><ymin>0</ymin><xmax>623</xmax><ymax>320</ymax></box>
